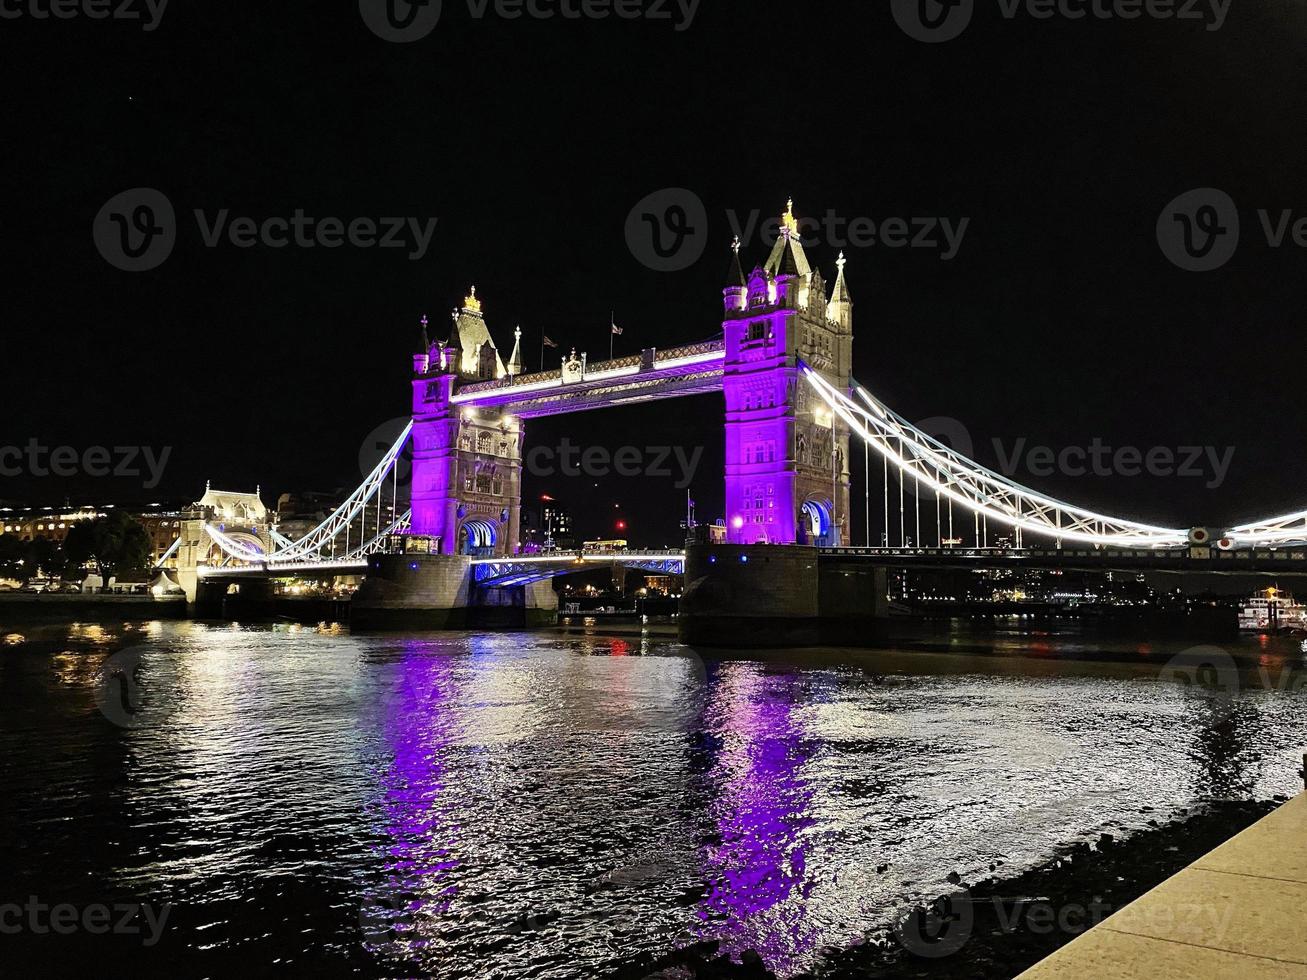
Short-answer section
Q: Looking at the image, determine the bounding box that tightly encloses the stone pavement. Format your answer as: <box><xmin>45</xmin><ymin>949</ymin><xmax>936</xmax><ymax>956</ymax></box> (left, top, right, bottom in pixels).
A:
<box><xmin>1018</xmin><ymin>793</ymin><xmax>1307</xmax><ymax>978</ymax></box>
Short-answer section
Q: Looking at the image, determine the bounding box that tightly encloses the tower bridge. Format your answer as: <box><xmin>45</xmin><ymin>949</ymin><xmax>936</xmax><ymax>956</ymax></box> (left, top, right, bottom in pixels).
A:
<box><xmin>172</xmin><ymin>200</ymin><xmax>1307</xmax><ymax>639</ymax></box>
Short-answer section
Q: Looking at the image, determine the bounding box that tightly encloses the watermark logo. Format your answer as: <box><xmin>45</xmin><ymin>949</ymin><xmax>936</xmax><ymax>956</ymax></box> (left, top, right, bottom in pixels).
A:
<box><xmin>625</xmin><ymin>187</ymin><xmax>708</xmax><ymax>272</ymax></box>
<box><xmin>1158</xmin><ymin>188</ymin><xmax>1307</xmax><ymax>272</ymax></box>
<box><xmin>362</xmin><ymin>0</ymin><xmax>698</xmax><ymax>37</ymax></box>
<box><xmin>94</xmin><ymin>189</ymin><xmax>440</xmax><ymax>271</ymax></box>
<box><xmin>1156</xmin><ymin>644</ymin><xmax>1307</xmax><ymax>698</ymax></box>
<box><xmin>359</xmin><ymin>418</ymin><xmax>415</xmax><ymax>493</ymax></box>
<box><xmin>0</xmin><ymin>440</ymin><xmax>171</xmax><ymax>489</ymax></box>
<box><xmin>626</xmin><ymin>190</ymin><xmax>968</xmax><ymax>273</ymax></box>
<box><xmin>1157</xmin><ymin>187</ymin><xmax>1239</xmax><ymax>272</ymax></box>
<box><xmin>892</xmin><ymin>0</ymin><xmax>974</xmax><ymax>43</ymax></box>
<box><xmin>728</xmin><ymin>207</ymin><xmax>969</xmax><ymax>261</ymax></box>
<box><xmin>359</xmin><ymin>0</ymin><xmax>443</xmax><ymax>42</ymax></box>
<box><xmin>893</xmin><ymin>891</ymin><xmax>975</xmax><ymax>958</ymax></box>
<box><xmin>0</xmin><ymin>0</ymin><xmax>169</xmax><ymax>30</ymax></box>
<box><xmin>894</xmin><ymin>0</ymin><xmax>1229</xmax><ymax>42</ymax></box>
<box><xmin>94</xmin><ymin>645</ymin><xmax>175</xmax><ymax>729</ymax></box>
<box><xmin>1158</xmin><ymin>644</ymin><xmax>1240</xmax><ymax>695</ymax></box>
<box><xmin>93</xmin><ymin>188</ymin><xmax>176</xmax><ymax>272</ymax></box>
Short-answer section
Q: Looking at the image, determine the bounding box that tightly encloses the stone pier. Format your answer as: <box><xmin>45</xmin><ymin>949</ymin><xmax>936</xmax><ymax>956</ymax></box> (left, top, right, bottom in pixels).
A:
<box><xmin>679</xmin><ymin>544</ymin><xmax>889</xmax><ymax>647</ymax></box>
<box><xmin>351</xmin><ymin>553</ymin><xmax>557</xmax><ymax>630</ymax></box>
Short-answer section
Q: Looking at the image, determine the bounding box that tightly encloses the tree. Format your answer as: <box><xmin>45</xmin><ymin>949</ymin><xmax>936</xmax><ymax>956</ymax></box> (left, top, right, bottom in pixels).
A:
<box><xmin>0</xmin><ymin>533</ymin><xmax>26</xmax><ymax>581</ymax></box>
<box><xmin>63</xmin><ymin>512</ymin><xmax>151</xmax><ymax>587</ymax></box>
<box><xmin>26</xmin><ymin>537</ymin><xmax>63</xmax><ymax>579</ymax></box>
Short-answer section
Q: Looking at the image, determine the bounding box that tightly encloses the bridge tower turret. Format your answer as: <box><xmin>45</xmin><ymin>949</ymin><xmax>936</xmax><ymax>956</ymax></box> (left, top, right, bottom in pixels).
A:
<box><xmin>721</xmin><ymin>200</ymin><xmax>852</xmax><ymax>547</ymax></box>
<box><xmin>410</xmin><ymin>289</ymin><xmax>522</xmax><ymax>557</ymax></box>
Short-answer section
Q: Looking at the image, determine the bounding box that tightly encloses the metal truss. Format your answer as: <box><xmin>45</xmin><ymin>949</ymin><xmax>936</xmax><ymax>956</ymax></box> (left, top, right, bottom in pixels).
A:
<box><xmin>1225</xmin><ymin>510</ymin><xmax>1307</xmax><ymax>547</ymax></box>
<box><xmin>203</xmin><ymin>510</ymin><xmax>412</xmax><ymax>570</ymax></box>
<box><xmin>802</xmin><ymin>365</ymin><xmax>1192</xmax><ymax>548</ymax></box>
<box><xmin>472</xmin><ymin>550</ymin><xmax>685</xmax><ymax>586</ymax></box>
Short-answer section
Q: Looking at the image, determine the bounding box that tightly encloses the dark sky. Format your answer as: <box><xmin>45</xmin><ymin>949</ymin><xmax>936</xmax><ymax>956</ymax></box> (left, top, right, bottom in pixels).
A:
<box><xmin>2</xmin><ymin>1</ymin><xmax>1304</xmax><ymax>545</ymax></box>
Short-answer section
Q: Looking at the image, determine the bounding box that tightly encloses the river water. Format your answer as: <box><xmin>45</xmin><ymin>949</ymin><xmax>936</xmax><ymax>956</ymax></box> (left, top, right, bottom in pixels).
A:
<box><xmin>0</xmin><ymin>618</ymin><xmax>1303</xmax><ymax>977</ymax></box>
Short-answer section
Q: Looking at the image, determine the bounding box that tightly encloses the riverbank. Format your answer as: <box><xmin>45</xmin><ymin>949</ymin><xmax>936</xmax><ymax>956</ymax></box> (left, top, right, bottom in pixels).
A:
<box><xmin>0</xmin><ymin>593</ymin><xmax>187</xmax><ymax>620</ymax></box>
<box><xmin>613</xmin><ymin>799</ymin><xmax>1287</xmax><ymax>980</ymax></box>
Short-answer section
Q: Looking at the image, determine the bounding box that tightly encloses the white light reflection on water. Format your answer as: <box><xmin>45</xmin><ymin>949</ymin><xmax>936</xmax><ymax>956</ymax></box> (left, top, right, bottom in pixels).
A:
<box><xmin>0</xmin><ymin>620</ymin><xmax>1303</xmax><ymax>978</ymax></box>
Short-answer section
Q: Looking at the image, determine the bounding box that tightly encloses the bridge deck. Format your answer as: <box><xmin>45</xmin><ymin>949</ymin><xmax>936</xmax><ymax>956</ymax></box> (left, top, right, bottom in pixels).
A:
<box><xmin>822</xmin><ymin>546</ymin><xmax>1307</xmax><ymax>574</ymax></box>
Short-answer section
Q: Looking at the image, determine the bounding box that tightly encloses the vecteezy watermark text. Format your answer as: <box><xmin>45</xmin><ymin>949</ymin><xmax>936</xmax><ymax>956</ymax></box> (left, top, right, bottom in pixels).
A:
<box><xmin>94</xmin><ymin>188</ymin><xmax>439</xmax><ymax>272</ymax></box>
<box><xmin>915</xmin><ymin>417</ymin><xmax>1236</xmax><ymax>490</ymax></box>
<box><xmin>992</xmin><ymin>438</ymin><xmax>1236</xmax><ymax>490</ymax></box>
<box><xmin>359</xmin><ymin>0</ymin><xmax>699</xmax><ymax>42</ymax></box>
<box><xmin>727</xmin><ymin>208</ymin><xmax>969</xmax><ymax>261</ymax></box>
<box><xmin>892</xmin><ymin>0</ymin><xmax>1229</xmax><ymax>43</ymax></box>
<box><xmin>0</xmin><ymin>897</ymin><xmax>171</xmax><ymax>946</ymax></box>
<box><xmin>525</xmin><ymin>439</ymin><xmax>702</xmax><ymax>488</ymax></box>
<box><xmin>0</xmin><ymin>441</ymin><xmax>171</xmax><ymax>489</ymax></box>
<box><xmin>624</xmin><ymin>188</ymin><xmax>968</xmax><ymax>273</ymax></box>
<box><xmin>0</xmin><ymin>0</ymin><xmax>169</xmax><ymax>31</ymax></box>
<box><xmin>896</xmin><ymin>887</ymin><xmax>1236</xmax><ymax>959</ymax></box>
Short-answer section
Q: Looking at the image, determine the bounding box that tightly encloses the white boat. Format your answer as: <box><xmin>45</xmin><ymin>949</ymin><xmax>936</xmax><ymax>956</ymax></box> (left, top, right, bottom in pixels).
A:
<box><xmin>1238</xmin><ymin>587</ymin><xmax>1307</xmax><ymax>633</ymax></box>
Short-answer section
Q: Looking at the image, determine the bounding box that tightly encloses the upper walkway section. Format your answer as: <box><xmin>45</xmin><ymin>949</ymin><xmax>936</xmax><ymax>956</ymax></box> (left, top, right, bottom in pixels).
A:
<box><xmin>450</xmin><ymin>339</ymin><xmax>725</xmax><ymax>417</ymax></box>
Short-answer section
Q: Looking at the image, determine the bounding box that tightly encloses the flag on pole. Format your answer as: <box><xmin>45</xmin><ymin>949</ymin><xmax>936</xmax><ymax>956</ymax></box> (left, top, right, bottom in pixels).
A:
<box><xmin>542</xmin><ymin>335</ymin><xmax>558</xmax><ymax>348</ymax></box>
<box><xmin>610</xmin><ymin>322</ymin><xmax>623</xmax><ymax>336</ymax></box>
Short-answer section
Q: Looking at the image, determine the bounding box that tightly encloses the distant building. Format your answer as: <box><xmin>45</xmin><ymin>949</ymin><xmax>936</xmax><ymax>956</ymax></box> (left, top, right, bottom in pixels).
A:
<box><xmin>541</xmin><ymin>499</ymin><xmax>576</xmax><ymax>550</ymax></box>
<box><xmin>275</xmin><ymin>489</ymin><xmax>348</xmax><ymax>540</ymax></box>
<box><xmin>0</xmin><ymin>500</ymin><xmax>190</xmax><ymax>569</ymax></box>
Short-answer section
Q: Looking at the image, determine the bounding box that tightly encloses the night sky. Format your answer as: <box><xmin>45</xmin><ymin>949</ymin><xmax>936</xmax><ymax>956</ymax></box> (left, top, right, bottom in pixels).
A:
<box><xmin>2</xmin><ymin>1</ymin><xmax>1304</xmax><ymax>545</ymax></box>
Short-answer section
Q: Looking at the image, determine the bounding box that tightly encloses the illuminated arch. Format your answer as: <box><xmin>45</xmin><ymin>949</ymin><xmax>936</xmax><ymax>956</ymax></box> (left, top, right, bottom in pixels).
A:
<box><xmin>458</xmin><ymin>520</ymin><xmax>498</xmax><ymax>556</ymax></box>
<box><xmin>800</xmin><ymin>499</ymin><xmax>835</xmax><ymax>547</ymax></box>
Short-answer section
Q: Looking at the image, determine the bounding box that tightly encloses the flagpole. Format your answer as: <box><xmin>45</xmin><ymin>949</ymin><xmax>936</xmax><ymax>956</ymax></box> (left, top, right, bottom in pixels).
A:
<box><xmin>609</xmin><ymin>310</ymin><xmax>614</xmax><ymax>361</ymax></box>
<box><xmin>540</xmin><ymin>330</ymin><xmax>544</xmax><ymax>372</ymax></box>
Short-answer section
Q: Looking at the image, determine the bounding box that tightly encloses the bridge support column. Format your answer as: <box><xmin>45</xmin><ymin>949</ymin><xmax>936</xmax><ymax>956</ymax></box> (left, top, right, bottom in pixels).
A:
<box><xmin>176</xmin><ymin>518</ymin><xmax>207</xmax><ymax>604</ymax></box>
<box><xmin>680</xmin><ymin>544</ymin><xmax>890</xmax><ymax>647</ymax></box>
<box><xmin>351</xmin><ymin>553</ymin><xmax>474</xmax><ymax>629</ymax></box>
<box><xmin>352</xmin><ymin>553</ymin><xmax>557</xmax><ymax>629</ymax></box>
<box><xmin>680</xmin><ymin>543</ymin><xmax>821</xmax><ymax>647</ymax></box>
<box><xmin>817</xmin><ymin>561</ymin><xmax>890</xmax><ymax>645</ymax></box>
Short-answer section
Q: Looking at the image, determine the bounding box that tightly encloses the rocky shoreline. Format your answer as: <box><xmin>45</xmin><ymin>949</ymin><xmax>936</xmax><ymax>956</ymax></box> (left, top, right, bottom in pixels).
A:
<box><xmin>612</xmin><ymin>798</ymin><xmax>1286</xmax><ymax>980</ymax></box>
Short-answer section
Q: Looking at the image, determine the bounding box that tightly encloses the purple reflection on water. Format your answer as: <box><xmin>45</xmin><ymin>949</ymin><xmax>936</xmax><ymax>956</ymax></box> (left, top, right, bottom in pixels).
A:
<box><xmin>697</xmin><ymin>665</ymin><xmax>819</xmax><ymax>973</ymax></box>
<box><xmin>368</xmin><ymin>642</ymin><xmax>463</xmax><ymax>949</ymax></box>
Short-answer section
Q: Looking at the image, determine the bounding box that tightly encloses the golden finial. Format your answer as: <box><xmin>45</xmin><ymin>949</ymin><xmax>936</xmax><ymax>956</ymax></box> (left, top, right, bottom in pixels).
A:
<box><xmin>781</xmin><ymin>198</ymin><xmax>799</xmax><ymax>236</ymax></box>
<box><xmin>463</xmin><ymin>285</ymin><xmax>481</xmax><ymax>313</ymax></box>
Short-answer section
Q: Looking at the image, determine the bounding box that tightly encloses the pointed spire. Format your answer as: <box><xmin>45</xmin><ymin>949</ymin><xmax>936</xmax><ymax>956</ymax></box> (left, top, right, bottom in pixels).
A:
<box><xmin>830</xmin><ymin>251</ymin><xmax>852</xmax><ymax>302</ymax></box>
<box><xmin>463</xmin><ymin>285</ymin><xmax>481</xmax><ymax>314</ymax></box>
<box><xmin>827</xmin><ymin>251</ymin><xmax>853</xmax><ymax>327</ymax></box>
<box><xmin>507</xmin><ymin>324</ymin><xmax>524</xmax><ymax>376</ymax></box>
<box><xmin>764</xmin><ymin>197</ymin><xmax>811</xmax><ymax>279</ymax></box>
<box><xmin>781</xmin><ymin>197</ymin><xmax>799</xmax><ymax>237</ymax></box>
<box><xmin>447</xmin><ymin>309</ymin><xmax>462</xmax><ymax>351</ymax></box>
<box><xmin>725</xmin><ymin>236</ymin><xmax>746</xmax><ymax>287</ymax></box>
<box><xmin>419</xmin><ymin>313</ymin><xmax>430</xmax><ymax>353</ymax></box>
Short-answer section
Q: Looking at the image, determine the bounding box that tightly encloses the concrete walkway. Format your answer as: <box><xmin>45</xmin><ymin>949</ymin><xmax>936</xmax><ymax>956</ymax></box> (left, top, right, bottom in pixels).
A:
<box><xmin>1018</xmin><ymin>793</ymin><xmax>1307</xmax><ymax>979</ymax></box>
